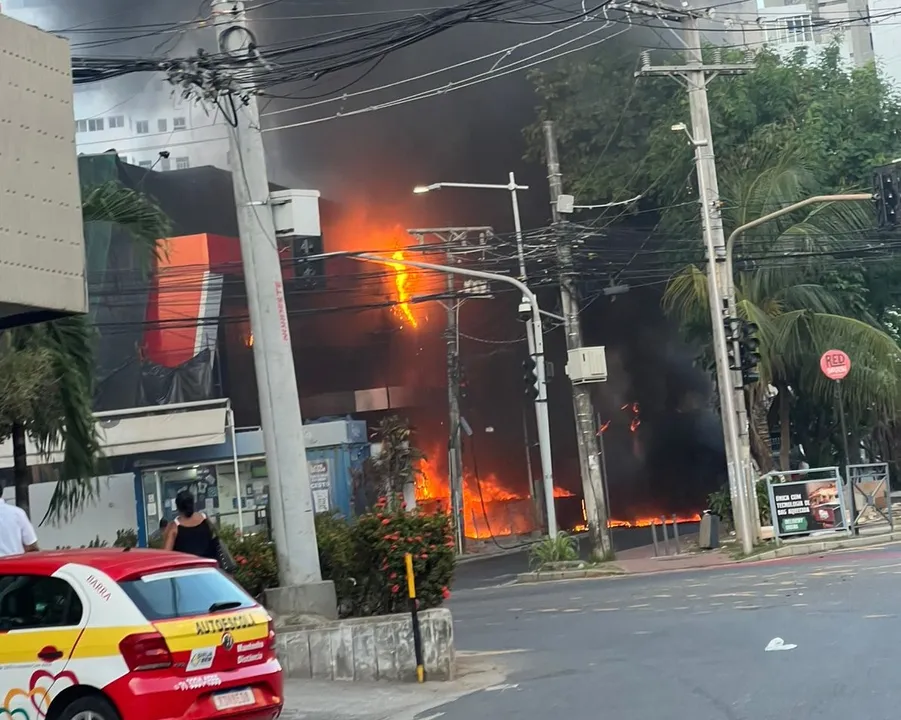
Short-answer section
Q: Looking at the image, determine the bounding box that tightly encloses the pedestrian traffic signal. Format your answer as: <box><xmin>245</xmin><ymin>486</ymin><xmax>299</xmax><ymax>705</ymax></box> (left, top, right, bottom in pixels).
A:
<box><xmin>874</xmin><ymin>163</ymin><xmax>901</xmax><ymax>227</ymax></box>
<box><xmin>522</xmin><ymin>356</ymin><xmax>539</xmax><ymax>400</ymax></box>
<box><xmin>724</xmin><ymin>316</ymin><xmax>741</xmax><ymax>370</ymax></box>
<box><xmin>738</xmin><ymin>320</ymin><xmax>761</xmax><ymax>385</ymax></box>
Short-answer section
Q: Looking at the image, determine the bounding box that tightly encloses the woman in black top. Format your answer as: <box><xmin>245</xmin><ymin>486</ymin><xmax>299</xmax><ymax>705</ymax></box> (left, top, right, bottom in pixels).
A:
<box><xmin>163</xmin><ymin>490</ymin><xmax>217</xmax><ymax>560</ymax></box>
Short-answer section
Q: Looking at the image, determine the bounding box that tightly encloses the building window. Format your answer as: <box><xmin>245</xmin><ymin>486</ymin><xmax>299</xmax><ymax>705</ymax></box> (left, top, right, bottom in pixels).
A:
<box><xmin>136</xmin><ymin>120</ymin><xmax>149</xmax><ymax>135</ymax></box>
<box><xmin>138</xmin><ymin>160</ymin><xmax>153</xmax><ymax>169</ymax></box>
<box><xmin>158</xmin><ymin>118</ymin><xmax>168</xmax><ymax>133</ymax></box>
<box><xmin>764</xmin><ymin>14</ymin><xmax>813</xmax><ymax>44</ymax></box>
<box><xmin>87</xmin><ymin>118</ymin><xmax>104</xmax><ymax>132</ymax></box>
<box><xmin>108</xmin><ymin>115</ymin><xmax>125</xmax><ymax>129</ymax></box>
<box><xmin>175</xmin><ymin>156</ymin><xmax>190</xmax><ymax>170</ymax></box>
<box><xmin>75</xmin><ymin>119</ymin><xmax>88</xmax><ymax>133</ymax></box>
<box><xmin>173</xmin><ymin>116</ymin><xmax>187</xmax><ymax>131</ymax></box>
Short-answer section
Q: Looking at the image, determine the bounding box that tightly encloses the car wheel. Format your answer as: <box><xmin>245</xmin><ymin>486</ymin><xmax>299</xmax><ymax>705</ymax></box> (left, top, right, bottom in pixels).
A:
<box><xmin>56</xmin><ymin>695</ymin><xmax>120</xmax><ymax>720</ymax></box>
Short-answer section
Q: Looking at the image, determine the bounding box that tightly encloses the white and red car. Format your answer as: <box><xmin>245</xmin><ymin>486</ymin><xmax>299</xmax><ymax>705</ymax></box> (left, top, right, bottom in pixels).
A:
<box><xmin>0</xmin><ymin>549</ymin><xmax>283</xmax><ymax>720</ymax></box>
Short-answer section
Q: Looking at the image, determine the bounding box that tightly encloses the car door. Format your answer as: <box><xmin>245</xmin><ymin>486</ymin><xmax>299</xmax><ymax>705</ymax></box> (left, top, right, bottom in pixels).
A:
<box><xmin>0</xmin><ymin>573</ymin><xmax>88</xmax><ymax>716</ymax></box>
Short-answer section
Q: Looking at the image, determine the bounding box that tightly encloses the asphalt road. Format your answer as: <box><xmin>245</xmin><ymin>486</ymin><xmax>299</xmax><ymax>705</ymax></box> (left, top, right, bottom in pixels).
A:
<box><xmin>453</xmin><ymin>524</ymin><xmax>698</xmax><ymax>591</ymax></box>
<box><xmin>435</xmin><ymin>546</ymin><xmax>901</xmax><ymax>720</ymax></box>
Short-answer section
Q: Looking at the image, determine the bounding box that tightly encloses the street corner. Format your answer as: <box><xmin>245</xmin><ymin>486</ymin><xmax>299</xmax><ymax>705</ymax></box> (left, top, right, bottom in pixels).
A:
<box><xmin>280</xmin><ymin>653</ymin><xmax>511</xmax><ymax>720</ymax></box>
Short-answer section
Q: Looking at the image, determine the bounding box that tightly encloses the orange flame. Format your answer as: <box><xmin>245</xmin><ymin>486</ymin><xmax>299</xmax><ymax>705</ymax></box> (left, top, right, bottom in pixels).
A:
<box><xmin>414</xmin><ymin>450</ymin><xmax>574</xmax><ymax>539</ymax></box>
<box><xmin>389</xmin><ymin>250</ymin><xmax>418</xmax><ymax>328</ymax></box>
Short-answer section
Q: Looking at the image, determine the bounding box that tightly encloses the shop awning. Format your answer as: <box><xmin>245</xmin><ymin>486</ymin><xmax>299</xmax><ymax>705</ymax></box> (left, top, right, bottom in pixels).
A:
<box><xmin>0</xmin><ymin>400</ymin><xmax>229</xmax><ymax>469</ymax></box>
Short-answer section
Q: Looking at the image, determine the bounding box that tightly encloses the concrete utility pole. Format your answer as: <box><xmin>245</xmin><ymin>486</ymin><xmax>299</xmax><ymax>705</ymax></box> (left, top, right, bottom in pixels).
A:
<box><xmin>444</xmin><ymin>273</ymin><xmax>465</xmax><ymax>553</ymax></box>
<box><xmin>407</xmin><ymin>226</ymin><xmax>494</xmax><ymax>551</ymax></box>
<box><xmin>542</xmin><ymin>121</ymin><xmax>611</xmax><ymax>556</ymax></box>
<box><xmin>356</xmin><ymin>253</ymin><xmax>559</xmax><ymax>537</ymax></box>
<box><xmin>211</xmin><ymin>0</ymin><xmax>334</xmax><ymax>614</ymax></box>
<box><xmin>411</xmin><ymin>182</ymin><xmax>553</xmax><ymax>532</ymax></box>
<box><xmin>637</xmin><ymin>10</ymin><xmax>756</xmax><ymax>555</ymax></box>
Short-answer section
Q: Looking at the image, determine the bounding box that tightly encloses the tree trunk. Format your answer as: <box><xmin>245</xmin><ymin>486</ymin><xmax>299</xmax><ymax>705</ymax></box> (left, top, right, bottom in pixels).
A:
<box><xmin>11</xmin><ymin>422</ymin><xmax>30</xmax><ymax>518</ymax></box>
<box><xmin>779</xmin><ymin>385</ymin><xmax>791</xmax><ymax>471</ymax></box>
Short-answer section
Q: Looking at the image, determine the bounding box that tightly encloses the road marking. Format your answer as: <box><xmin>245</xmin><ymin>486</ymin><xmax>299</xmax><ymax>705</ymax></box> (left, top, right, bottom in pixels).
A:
<box><xmin>457</xmin><ymin>649</ymin><xmax>531</xmax><ymax>657</ymax></box>
<box><xmin>592</xmin><ymin>607</ymin><xmax>619</xmax><ymax>612</ymax></box>
<box><xmin>792</xmin><ymin>603</ymin><xmax>808</xmax><ymax>607</ymax></box>
<box><xmin>508</xmin><ymin>608</ymin><xmax>523</xmax><ymax>612</ymax></box>
<box><xmin>693</xmin><ymin>610</ymin><xmax>712</xmax><ymax>615</ymax></box>
<box><xmin>634</xmin><ymin>630</ymin><xmax>651</xmax><ymax>635</ymax></box>
<box><xmin>672</xmin><ymin>606</ymin><xmax>690</xmax><ymax>610</ymax></box>
<box><xmin>710</xmin><ymin>592</ymin><xmax>756</xmax><ymax>598</ymax></box>
<box><xmin>864</xmin><ymin>614</ymin><xmax>895</xmax><ymax>619</ymax></box>
<box><xmin>652</xmin><ymin>594</ymin><xmax>672</xmax><ymax>598</ymax></box>
<box><xmin>537</xmin><ymin>608</ymin><xmax>559</xmax><ymax>613</ymax></box>
<box><xmin>628</xmin><ymin>603</ymin><xmax>650</xmax><ymax>608</ymax></box>
<box><xmin>485</xmin><ymin>684</ymin><xmax>519</xmax><ymax>692</ymax></box>
<box><xmin>417</xmin><ymin>713</ymin><xmax>445</xmax><ymax>720</ymax></box>
<box><xmin>735</xmin><ymin>605</ymin><xmax>761</xmax><ymax>610</ymax></box>
<box><xmin>562</xmin><ymin>609</ymin><xmax>581</xmax><ymax>613</ymax></box>
<box><xmin>710</xmin><ymin>602</ymin><xmax>724</xmax><ymax>606</ymax></box>
<box><xmin>570</xmin><ymin>596</ymin><xmax>583</xmax><ymax>600</ymax></box>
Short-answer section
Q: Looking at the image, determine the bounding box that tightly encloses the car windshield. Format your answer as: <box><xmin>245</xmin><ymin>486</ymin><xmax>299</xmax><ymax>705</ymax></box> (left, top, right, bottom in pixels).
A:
<box><xmin>119</xmin><ymin>567</ymin><xmax>254</xmax><ymax>621</ymax></box>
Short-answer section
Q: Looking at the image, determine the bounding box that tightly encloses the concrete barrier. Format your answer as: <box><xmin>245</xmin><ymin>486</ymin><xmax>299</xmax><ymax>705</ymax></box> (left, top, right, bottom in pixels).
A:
<box><xmin>275</xmin><ymin>608</ymin><xmax>455</xmax><ymax>682</ymax></box>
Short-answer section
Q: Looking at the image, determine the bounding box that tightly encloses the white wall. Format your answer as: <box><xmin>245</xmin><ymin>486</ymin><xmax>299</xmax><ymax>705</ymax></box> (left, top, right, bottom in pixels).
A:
<box><xmin>2</xmin><ymin>474</ymin><xmax>138</xmax><ymax>549</ymax></box>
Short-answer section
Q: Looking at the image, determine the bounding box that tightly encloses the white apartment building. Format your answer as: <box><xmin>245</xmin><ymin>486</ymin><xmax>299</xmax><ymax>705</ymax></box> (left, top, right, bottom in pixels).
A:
<box><xmin>71</xmin><ymin>76</ymin><xmax>231</xmax><ymax>171</ymax></box>
<box><xmin>3</xmin><ymin>0</ymin><xmax>230</xmax><ymax>171</ymax></box>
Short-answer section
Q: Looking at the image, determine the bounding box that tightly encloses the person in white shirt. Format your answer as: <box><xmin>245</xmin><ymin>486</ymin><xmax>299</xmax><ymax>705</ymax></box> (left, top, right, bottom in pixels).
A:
<box><xmin>0</xmin><ymin>497</ymin><xmax>39</xmax><ymax>556</ymax></box>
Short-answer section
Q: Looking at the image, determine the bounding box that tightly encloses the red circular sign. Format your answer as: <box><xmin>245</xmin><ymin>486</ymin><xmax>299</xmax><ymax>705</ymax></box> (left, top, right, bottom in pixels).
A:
<box><xmin>820</xmin><ymin>349</ymin><xmax>851</xmax><ymax>381</ymax></box>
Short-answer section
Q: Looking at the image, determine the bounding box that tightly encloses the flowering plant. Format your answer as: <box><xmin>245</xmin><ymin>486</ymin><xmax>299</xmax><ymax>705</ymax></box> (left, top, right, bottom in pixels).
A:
<box><xmin>315</xmin><ymin>498</ymin><xmax>456</xmax><ymax>617</ymax></box>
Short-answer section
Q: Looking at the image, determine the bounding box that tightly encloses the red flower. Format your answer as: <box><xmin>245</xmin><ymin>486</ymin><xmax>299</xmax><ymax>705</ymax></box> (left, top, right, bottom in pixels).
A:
<box><xmin>382</xmin><ymin>518</ymin><xmax>391</xmax><ymax>525</ymax></box>
<box><xmin>391</xmin><ymin>584</ymin><xmax>400</xmax><ymax>594</ymax></box>
<box><xmin>389</xmin><ymin>572</ymin><xmax>397</xmax><ymax>580</ymax></box>
<box><xmin>420</xmin><ymin>553</ymin><xmax>428</xmax><ymax>560</ymax></box>
<box><xmin>442</xmin><ymin>587</ymin><xmax>451</xmax><ymax>600</ymax></box>
<box><xmin>401</xmin><ymin>501</ymin><xmax>407</xmax><ymax>509</ymax></box>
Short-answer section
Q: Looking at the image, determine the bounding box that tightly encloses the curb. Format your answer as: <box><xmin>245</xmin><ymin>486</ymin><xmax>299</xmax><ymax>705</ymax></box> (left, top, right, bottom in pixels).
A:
<box><xmin>515</xmin><ymin>567</ymin><xmax>624</xmax><ymax>583</ymax></box>
<box><xmin>741</xmin><ymin>530</ymin><xmax>901</xmax><ymax>562</ymax></box>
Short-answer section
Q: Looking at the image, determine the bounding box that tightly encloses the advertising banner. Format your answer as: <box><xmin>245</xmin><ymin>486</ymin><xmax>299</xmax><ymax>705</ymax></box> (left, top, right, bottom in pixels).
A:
<box><xmin>770</xmin><ymin>477</ymin><xmax>846</xmax><ymax>537</ymax></box>
<box><xmin>308</xmin><ymin>460</ymin><xmax>332</xmax><ymax>513</ymax></box>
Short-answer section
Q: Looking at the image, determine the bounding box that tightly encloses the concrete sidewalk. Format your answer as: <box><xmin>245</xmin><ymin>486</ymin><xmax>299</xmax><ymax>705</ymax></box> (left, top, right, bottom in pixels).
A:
<box><xmin>281</xmin><ymin>657</ymin><xmax>507</xmax><ymax>720</ymax></box>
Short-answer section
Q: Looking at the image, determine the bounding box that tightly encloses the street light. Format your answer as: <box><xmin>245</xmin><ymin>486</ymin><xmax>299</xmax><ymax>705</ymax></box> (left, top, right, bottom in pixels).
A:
<box><xmin>413</xmin><ymin>172</ymin><xmax>558</xmax><ymax>535</ymax></box>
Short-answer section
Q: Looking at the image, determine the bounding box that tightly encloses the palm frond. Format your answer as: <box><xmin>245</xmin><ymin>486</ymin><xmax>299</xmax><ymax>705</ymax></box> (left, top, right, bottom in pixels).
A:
<box><xmin>81</xmin><ymin>181</ymin><xmax>171</xmax><ymax>272</ymax></box>
<box><xmin>661</xmin><ymin>265</ymin><xmax>709</xmax><ymax>327</ymax></box>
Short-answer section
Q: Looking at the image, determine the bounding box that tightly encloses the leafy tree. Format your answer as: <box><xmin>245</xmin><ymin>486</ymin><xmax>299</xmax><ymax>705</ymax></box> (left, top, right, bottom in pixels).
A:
<box><xmin>527</xmin><ymin>41</ymin><xmax>901</xmax><ymax>471</ymax></box>
<box><xmin>663</xmin><ymin>155</ymin><xmax>901</xmax><ymax>471</ymax></box>
<box><xmin>526</xmin><ymin>44</ymin><xmax>901</xmax><ymax>215</ymax></box>
<box><xmin>0</xmin><ymin>181</ymin><xmax>169</xmax><ymax>521</ymax></box>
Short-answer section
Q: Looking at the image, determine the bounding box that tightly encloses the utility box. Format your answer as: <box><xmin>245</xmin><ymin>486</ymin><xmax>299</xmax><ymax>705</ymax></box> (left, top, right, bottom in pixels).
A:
<box><xmin>0</xmin><ymin>14</ymin><xmax>87</xmax><ymax>328</ymax></box>
<box><xmin>566</xmin><ymin>346</ymin><xmax>608</xmax><ymax>384</ymax></box>
<box><xmin>270</xmin><ymin>189</ymin><xmax>321</xmax><ymax>237</ymax></box>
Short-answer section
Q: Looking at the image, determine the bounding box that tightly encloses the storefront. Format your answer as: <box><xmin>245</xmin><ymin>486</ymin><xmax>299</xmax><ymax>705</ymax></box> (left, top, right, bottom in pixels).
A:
<box><xmin>135</xmin><ymin>416</ymin><xmax>370</xmax><ymax>544</ymax></box>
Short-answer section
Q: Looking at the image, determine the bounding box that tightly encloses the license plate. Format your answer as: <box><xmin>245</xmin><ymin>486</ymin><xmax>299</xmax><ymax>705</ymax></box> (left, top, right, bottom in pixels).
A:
<box><xmin>212</xmin><ymin>689</ymin><xmax>255</xmax><ymax>710</ymax></box>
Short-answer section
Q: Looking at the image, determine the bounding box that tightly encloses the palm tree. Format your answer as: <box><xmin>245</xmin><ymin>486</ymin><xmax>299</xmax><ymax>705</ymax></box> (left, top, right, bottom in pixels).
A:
<box><xmin>0</xmin><ymin>181</ymin><xmax>169</xmax><ymax>521</ymax></box>
<box><xmin>663</xmin><ymin>154</ymin><xmax>901</xmax><ymax>472</ymax></box>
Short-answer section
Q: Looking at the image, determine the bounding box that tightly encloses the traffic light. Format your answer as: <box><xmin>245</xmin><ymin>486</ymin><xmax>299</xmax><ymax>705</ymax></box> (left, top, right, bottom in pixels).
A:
<box><xmin>874</xmin><ymin>163</ymin><xmax>901</xmax><ymax>227</ymax></box>
<box><xmin>522</xmin><ymin>356</ymin><xmax>539</xmax><ymax>400</ymax></box>
<box><xmin>738</xmin><ymin>320</ymin><xmax>761</xmax><ymax>385</ymax></box>
<box><xmin>724</xmin><ymin>316</ymin><xmax>741</xmax><ymax>370</ymax></box>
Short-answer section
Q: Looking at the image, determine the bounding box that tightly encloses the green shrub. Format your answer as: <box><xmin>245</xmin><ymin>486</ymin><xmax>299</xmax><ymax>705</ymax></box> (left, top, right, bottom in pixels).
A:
<box><xmin>315</xmin><ymin>499</ymin><xmax>456</xmax><ymax>618</ymax></box>
<box><xmin>218</xmin><ymin>525</ymin><xmax>279</xmax><ymax>601</ymax></box>
<box><xmin>707</xmin><ymin>480</ymin><xmax>772</xmax><ymax>528</ymax></box>
<box><xmin>529</xmin><ymin>532</ymin><xmax>578</xmax><ymax>569</ymax></box>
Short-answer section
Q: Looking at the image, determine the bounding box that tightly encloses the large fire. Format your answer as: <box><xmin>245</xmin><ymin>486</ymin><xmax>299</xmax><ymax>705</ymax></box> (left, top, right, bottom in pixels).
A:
<box><xmin>413</xmin><ymin>451</ymin><xmax>701</xmax><ymax>538</ymax></box>
<box><xmin>389</xmin><ymin>250</ymin><xmax>419</xmax><ymax>328</ymax></box>
<box><xmin>414</xmin><ymin>451</ymin><xmax>574</xmax><ymax>539</ymax></box>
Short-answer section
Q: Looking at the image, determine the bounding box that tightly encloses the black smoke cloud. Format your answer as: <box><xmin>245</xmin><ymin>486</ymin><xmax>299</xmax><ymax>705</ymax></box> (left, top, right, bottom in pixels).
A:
<box><xmin>18</xmin><ymin>0</ymin><xmax>726</xmax><ymax>516</ymax></box>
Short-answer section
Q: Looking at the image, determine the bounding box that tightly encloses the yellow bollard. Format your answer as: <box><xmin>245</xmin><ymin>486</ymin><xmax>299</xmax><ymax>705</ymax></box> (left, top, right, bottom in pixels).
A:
<box><xmin>404</xmin><ymin>552</ymin><xmax>425</xmax><ymax>683</ymax></box>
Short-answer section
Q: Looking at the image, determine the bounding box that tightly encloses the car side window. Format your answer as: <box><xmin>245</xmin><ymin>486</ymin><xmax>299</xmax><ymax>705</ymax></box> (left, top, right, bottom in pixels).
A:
<box><xmin>0</xmin><ymin>575</ymin><xmax>83</xmax><ymax>631</ymax></box>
